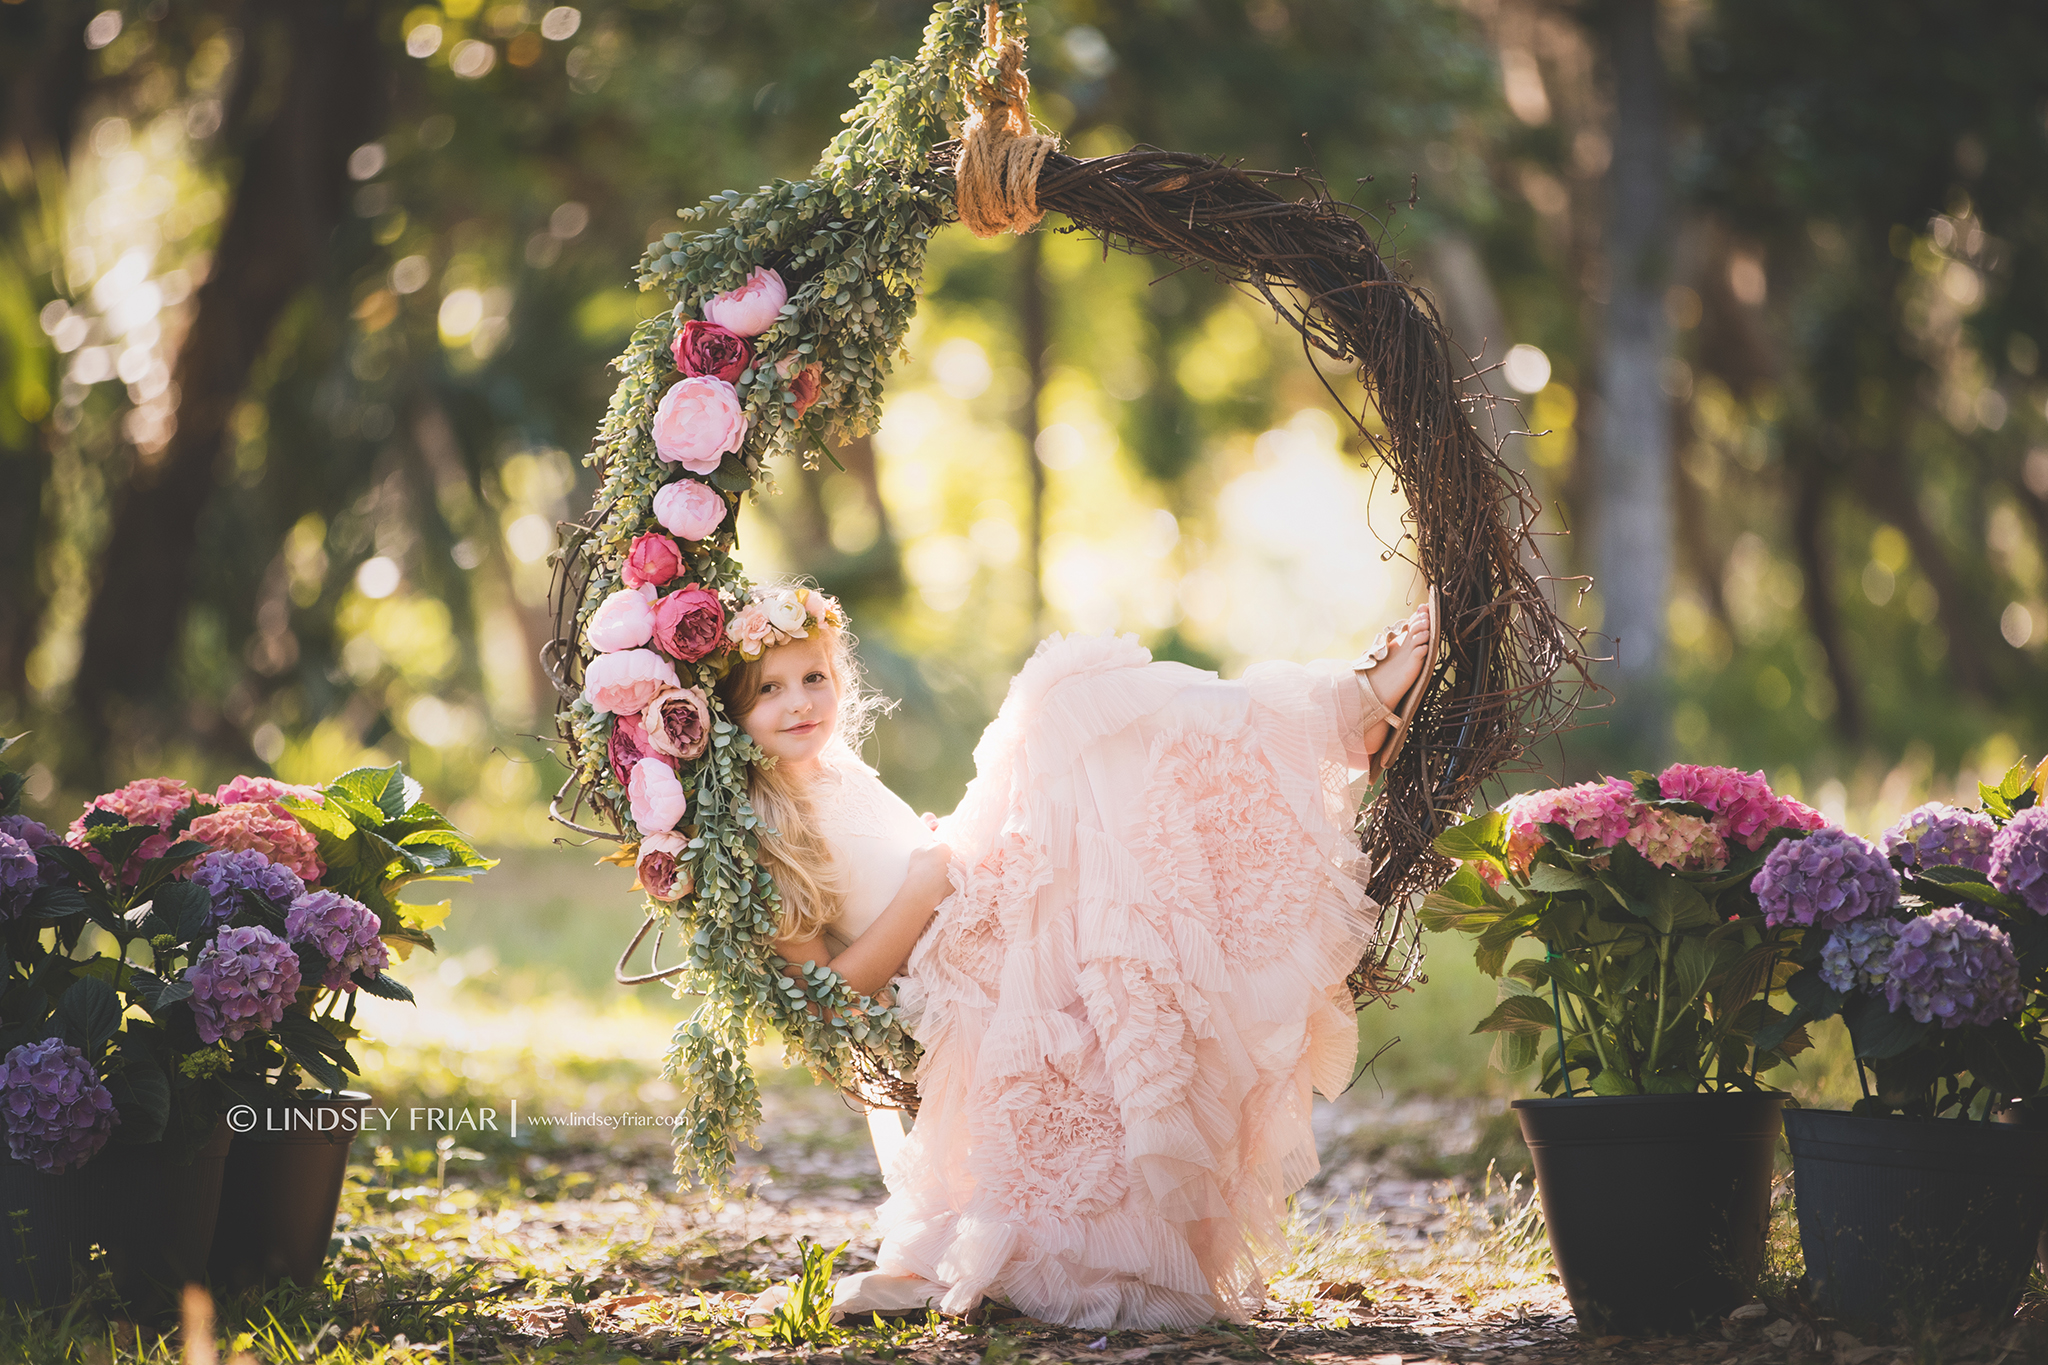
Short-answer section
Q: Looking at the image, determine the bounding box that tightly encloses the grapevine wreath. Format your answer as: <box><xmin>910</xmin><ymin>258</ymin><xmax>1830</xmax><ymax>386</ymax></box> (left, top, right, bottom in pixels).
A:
<box><xmin>544</xmin><ymin>0</ymin><xmax>1590</xmax><ymax>1189</ymax></box>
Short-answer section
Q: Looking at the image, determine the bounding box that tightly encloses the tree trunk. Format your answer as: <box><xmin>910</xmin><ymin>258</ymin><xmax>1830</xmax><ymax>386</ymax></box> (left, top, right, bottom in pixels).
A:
<box><xmin>70</xmin><ymin>1</ymin><xmax>386</xmax><ymax>771</ymax></box>
<box><xmin>0</xmin><ymin>0</ymin><xmax>98</xmax><ymax>702</ymax></box>
<box><xmin>1858</xmin><ymin>441</ymin><xmax>1993</xmax><ymax>701</ymax></box>
<box><xmin>1015</xmin><ymin>230</ymin><xmax>1048</xmax><ymax>639</ymax></box>
<box><xmin>1590</xmin><ymin>0</ymin><xmax>1673</xmax><ymax>758</ymax></box>
<box><xmin>1789</xmin><ymin>451</ymin><xmax>1864</xmax><ymax>742</ymax></box>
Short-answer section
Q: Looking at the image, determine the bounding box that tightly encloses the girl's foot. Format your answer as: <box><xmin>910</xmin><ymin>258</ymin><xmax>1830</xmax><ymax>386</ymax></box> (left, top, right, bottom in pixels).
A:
<box><xmin>1351</xmin><ymin>598</ymin><xmax>1437</xmax><ymax>771</ymax></box>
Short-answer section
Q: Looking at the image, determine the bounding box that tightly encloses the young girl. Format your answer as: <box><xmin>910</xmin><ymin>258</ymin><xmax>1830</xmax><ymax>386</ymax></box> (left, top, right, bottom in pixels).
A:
<box><xmin>715</xmin><ymin>600</ymin><xmax>1436</xmax><ymax>1330</ymax></box>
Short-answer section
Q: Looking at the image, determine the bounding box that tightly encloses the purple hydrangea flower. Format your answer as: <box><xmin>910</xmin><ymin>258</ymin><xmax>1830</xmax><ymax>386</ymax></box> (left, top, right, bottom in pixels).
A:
<box><xmin>1820</xmin><ymin>916</ymin><xmax>1901</xmax><ymax>995</ymax></box>
<box><xmin>284</xmin><ymin>889</ymin><xmax>390</xmax><ymax>991</ymax></box>
<box><xmin>185</xmin><ymin>924</ymin><xmax>302</xmax><ymax>1044</ymax></box>
<box><xmin>1883</xmin><ymin>907</ymin><xmax>2022</xmax><ymax>1027</ymax></box>
<box><xmin>1752</xmin><ymin>827</ymin><xmax>1901</xmax><ymax>929</ymax></box>
<box><xmin>0</xmin><ymin>815</ymin><xmax>54</xmax><ymax>850</ymax></box>
<box><xmin>188</xmin><ymin>849</ymin><xmax>306</xmax><ymax>923</ymax></box>
<box><xmin>1989</xmin><ymin>806</ymin><xmax>2048</xmax><ymax>915</ymax></box>
<box><xmin>0</xmin><ymin>833</ymin><xmax>36</xmax><ymax>919</ymax></box>
<box><xmin>0</xmin><ymin>1039</ymin><xmax>119</xmax><ymax>1174</ymax></box>
<box><xmin>1881</xmin><ymin>802</ymin><xmax>1998</xmax><ymax>876</ymax></box>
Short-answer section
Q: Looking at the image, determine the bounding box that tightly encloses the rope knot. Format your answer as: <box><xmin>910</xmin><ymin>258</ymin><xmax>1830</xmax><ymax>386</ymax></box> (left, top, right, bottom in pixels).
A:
<box><xmin>956</xmin><ymin>10</ymin><xmax>1058</xmax><ymax>238</ymax></box>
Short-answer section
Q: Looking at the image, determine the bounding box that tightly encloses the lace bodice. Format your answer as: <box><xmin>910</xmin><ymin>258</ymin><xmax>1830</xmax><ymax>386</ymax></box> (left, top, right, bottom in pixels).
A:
<box><xmin>812</xmin><ymin>745</ymin><xmax>941</xmax><ymax>955</ymax></box>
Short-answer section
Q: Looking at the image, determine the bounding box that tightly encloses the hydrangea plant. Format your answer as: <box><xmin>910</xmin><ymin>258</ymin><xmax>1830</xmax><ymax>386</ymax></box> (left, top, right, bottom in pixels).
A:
<box><xmin>0</xmin><ymin>741</ymin><xmax>492</xmax><ymax>1165</ymax></box>
<box><xmin>1766</xmin><ymin>758</ymin><xmax>2048</xmax><ymax>1119</ymax></box>
<box><xmin>1423</xmin><ymin>764</ymin><xmax>1825</xmax><ymax>1095</ymax></box>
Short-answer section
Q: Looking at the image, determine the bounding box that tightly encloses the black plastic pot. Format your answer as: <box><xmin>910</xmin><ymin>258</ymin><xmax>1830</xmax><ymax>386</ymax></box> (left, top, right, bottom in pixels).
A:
<box><xmin>1514</xmin><ymin>1091</ymin><xmax>1784</xmax><ymax>1336</ymax></box>
<box><xmin>209</xmin><ymin>1090</ymin><xmax>371</xmax><ymax>1291</ymax></box>
<box><xmin>1785</xmin><ymin>1108</ymin><xmax>2048</xmax><ymax>1326</ymax></box>
<box><xmin>0</xmin><ymin>1157</ymin><xmax>95</xmax><ymax>1307</ymax></box>
<box><xmin>91</xmin><ymin>1118</ymin><xmax>235</xmax><ymax>1313</ymax></box>
<box><xmin>0</xmin><ymin>1117</ymin><xmax>234</xmax><ymax>1312</ymax></box>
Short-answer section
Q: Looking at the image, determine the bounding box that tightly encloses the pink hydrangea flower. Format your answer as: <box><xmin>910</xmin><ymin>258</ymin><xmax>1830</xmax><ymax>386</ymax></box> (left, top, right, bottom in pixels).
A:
<box><xmin>186</xmin><ymin>803</ymin><xmax>325</xmax><ymax>882</ymax></box>
<box><xmin>583</xmin><ymin>648</ymin><xmax>679</xmax><ymax>716</ymax></box>
<box><xmin>67</xmin><ymin>777</ymin><xmax>210</xmax><ymax>883</ymax></box>
<box><xmin>214</xmin><ymin>776</ymin><xmax>324</xmax><ymax>810</ymax></box>
<box><xmin>652</xmin><ymin>479</ymin><xmax>728</xmax><ymax>541</ymax></box>
<box><xmin>1501</xmin><ymin>776</ymin><xmax>1638</xmax><ymax>872</ymax></box>
<box><xmin>1626</xmin><ymin>808</ymin><xmax>1729</xmax><ymax>872</ymax></box>
<box><xmin>699</xmin><ymin>267</ymin><xmax>787</xmax><ymax>337</ymax></box>
<box><xmin>627</xmin><ymin>756</ymin><xmax>689</xmax><ymax>833</ymax></box>
<box><xmin>1658</xmin><ymin>764</ymin><xmax>1826</xmax><ymax>850</ymax></box>
<box><xmin>652</xmin><ymin>376</ymin><xmax>747</xmax><ymax>474</ymax></box>
<box><xmin>587</xmin><ymin>584</ymin><xmax>657</xmax><ymax>652</ymax></box>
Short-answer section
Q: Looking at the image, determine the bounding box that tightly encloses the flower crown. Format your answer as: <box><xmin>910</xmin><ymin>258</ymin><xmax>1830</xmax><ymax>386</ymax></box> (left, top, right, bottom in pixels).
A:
<box><xmin>724</xmin><ymin>586</ymin><xmax>847</xmax><ymax>659</ymax></box>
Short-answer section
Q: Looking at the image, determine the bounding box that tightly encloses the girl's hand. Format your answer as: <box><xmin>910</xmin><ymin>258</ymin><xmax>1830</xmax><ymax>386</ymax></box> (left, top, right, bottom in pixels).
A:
<box><xmin>920</xmin><ymin>811</ymin><xmax>940</xmax><ymax>831</ymax></box>
<box><xmin>907</xmin><ymin>843</ymin><xmax>954</xmax><ymax>898</ymax></box>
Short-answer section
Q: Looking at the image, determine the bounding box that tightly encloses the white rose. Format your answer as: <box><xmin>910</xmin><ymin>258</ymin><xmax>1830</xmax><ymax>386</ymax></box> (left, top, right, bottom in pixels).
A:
<box><xmin>765</xmin><ymin>592</ymin><xmax>807</xmax><ymax>632</ymax></box>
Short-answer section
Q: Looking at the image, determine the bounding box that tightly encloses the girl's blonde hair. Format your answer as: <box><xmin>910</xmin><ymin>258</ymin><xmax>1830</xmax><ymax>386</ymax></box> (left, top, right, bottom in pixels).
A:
<box><xmin>714</xmin><ymin>600</ymin><xmax>886</xmax><ymax>943</ymax></box>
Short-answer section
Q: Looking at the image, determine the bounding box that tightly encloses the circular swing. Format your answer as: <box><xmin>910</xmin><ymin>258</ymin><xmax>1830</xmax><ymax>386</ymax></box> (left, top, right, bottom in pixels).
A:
<box><xmin>544</xmin><ymin>1</ymin><xmax>1588</xmax><ymax>1186</ymax></box>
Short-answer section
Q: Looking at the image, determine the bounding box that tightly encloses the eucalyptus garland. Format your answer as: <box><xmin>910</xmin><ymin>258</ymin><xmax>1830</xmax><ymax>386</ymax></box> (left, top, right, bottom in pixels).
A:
<box><xmin>553</xmin><ymin>0</ymin><xmax>1027</xmax><ymax>1190</ymax></box>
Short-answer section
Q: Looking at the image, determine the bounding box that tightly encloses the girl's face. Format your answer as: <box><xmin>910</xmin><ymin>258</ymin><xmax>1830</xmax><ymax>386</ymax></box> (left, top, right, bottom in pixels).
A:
<box><xmin>736</xmin><ymin>636</ymin><xmax>839</xmax><ymax>771</ymax></box>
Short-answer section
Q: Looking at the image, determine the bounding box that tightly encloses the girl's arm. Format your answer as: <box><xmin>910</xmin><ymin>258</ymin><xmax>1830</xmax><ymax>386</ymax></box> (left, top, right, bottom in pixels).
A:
<box><xmin>773</xmin><ymin>843</ymin><xmax>954</xmax><ymax>996</ymax></box>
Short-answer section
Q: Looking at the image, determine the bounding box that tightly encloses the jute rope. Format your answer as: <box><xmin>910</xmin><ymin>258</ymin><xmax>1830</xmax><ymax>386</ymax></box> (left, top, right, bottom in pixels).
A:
<box><xmin>955</xmin><ymin>5</ymin><xmax>1059</xmax><ymax>237</ymax></box>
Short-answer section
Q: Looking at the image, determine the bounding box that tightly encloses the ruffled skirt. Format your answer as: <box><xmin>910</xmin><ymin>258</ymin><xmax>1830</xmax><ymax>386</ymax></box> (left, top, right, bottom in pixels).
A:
<box><xmin>865</xmin><ymin>633</ymin><xmax>1380</xmax><ymax>1329</ymax></box>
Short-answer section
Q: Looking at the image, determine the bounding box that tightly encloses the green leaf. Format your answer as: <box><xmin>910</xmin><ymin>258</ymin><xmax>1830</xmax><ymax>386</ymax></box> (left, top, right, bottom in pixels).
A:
<box><xmin>1431</xmin><ymin>864</ymin><xmax>1492</xmax><ymax>909</ymax></box>
<box><xmin>1417</xmin><ymin>892</ymin><xmax>1499</xmax><ymax>935</ymax></box>
<box><xmin>1474</xmin><ymin>913</ymin><xmax>1537</xmax><ymax>976</ymax></box>
<box><xmin>1844</xmin><ymin>992</ymin><xmax>1930</xmax><ymax>1060</ymax></box>
<box><xmin>1590</xmin><ymin>1067</ymin><xmax>1640</xmax><ymax>1095</ymax></box>
<box><xmin>151</xmin><ymin>881</ymin><xmax>213</xmax><ymax>940</ymax></box>
<box><xmin>1527</xmin><ymin>863</ymin><xmax>1598</xmax><ymax>896</ymax></box>
<box><xmin>105</xmin><ymin>1052</ymin><xmax>170</xmax><ymax>1144</ymax></box>
<box><xmin>274</xmin><ymin>1013</ymin><xmax>356</xmax><ymax>1090</ymax></box>
<box><xmin>1472</xmin><ymin>994</ymin><xmax>1558</xmax><ymax>1035</ymax></box>
<box><xmin>2000</xmin><ymin>761</ymin><xmax>2033</xmax><ymax>803</ymax></box>
<box><xmin>1670</xmin><ymin>934</ymin><xmax>1717</xmax><ymax>1014</ymax></box>
<box><xmin>1961</xmin><ymin>1023</ymin><xmax>2044</xmax><ymax>1097</ymax></box>
<box><xmin>54</xmin><ymin>977</ymin><xmax>121</xmax><ymax>1057</ymax></box>
<box><xmin>1490</xmin><ymin>1028</ymin><xmax>1538</xmax><ymax>1074</ymax></box>
<box><xmin>1432</xmin><ymin>810</ymin><xmax>1507</xmax><ymax>866</ymax></box>
<box><xmin>1642</xmin><ymin>1072</ymin><xmax>1695</xmax><ymax>1095</ymax></box>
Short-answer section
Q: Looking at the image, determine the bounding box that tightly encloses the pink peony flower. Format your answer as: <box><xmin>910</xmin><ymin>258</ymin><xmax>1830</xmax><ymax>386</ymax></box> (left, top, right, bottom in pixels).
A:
<box><xmin>587</xmin><ymin>584</ymin><xmax>657</xmax><ymax>653</ymax></box>
<box><xmin>635</xmin><ymin>831</ymin><xmax>692</xmax><ymax>901</ymax></box>
<box><xmin>643</xmin><ymin>686</ymin><xmax>713</xmax><ymax>762</ymax></box>
<box><xmin>621</xmin><ymin>533</ymin><xmax>684</xmax><ymax>590</ymax></box>
<box><xmin>67</xmin><ymin>777</ymin><xmax>211</xmax><ymax>884</ymax></box>
<box><xmin>652</xmin><ymin>480</ymin><xmax>727</xmax><ymax>542</ymax></box>
<box><xmin>650</xmin><ymin>585</ymin><xmax>727</xmax><ymax>662</ymax></box>
<box><xmin>671</xmin><ymin>320</ymin><xmax>754</xmax><ymax>383</ymax></box>
<box><xmin>628</xmin><ymin>756</ymin><xmax>689</xmax><ymax>832</ymax></box>
<box><xmin>699</xmin><ymin>267</ymin><xmax>787</xmax><ymax>338</ymax></box>
<box><xmin>186</xmin><ymin>803</ymin><xmax>325</xmax><ymax>882</ymax></box>
<box><xmin>652</xmin><ymin>376</ymin><xmax>747</xmax><ymax>474</ymax></box>
<box><xmin>1626</xmin><ymin>809</ymin><xmax>1729</xmax><ymax>872</ymax></box>
<box><xmin>609</xmin><ymin>710</ymin><xmax>658</xmax><ymax>788</ymax></box>
<box><xmin>215</xmin><ymin>776</ymin><xmax>324</xmax><ymax>811</ymax></box>
<box><xmin>583</xmin><ymin>648</ymin><xmax>679</xmax><ymax>716</ymax></box>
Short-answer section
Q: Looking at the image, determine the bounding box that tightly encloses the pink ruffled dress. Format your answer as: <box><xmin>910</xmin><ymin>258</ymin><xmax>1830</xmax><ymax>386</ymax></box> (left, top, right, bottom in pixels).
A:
<box><xmin>827</xmin><ymin>632</ymin><xmax>1382</xmax><ymax>1329</ymax></box>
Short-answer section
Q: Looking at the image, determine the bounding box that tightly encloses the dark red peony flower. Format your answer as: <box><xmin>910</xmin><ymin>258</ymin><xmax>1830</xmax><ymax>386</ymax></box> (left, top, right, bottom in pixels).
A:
<box><xmin>671</xmin><ymin>321</ymin><xmax>754</xmax><ymax>384</ymax></box>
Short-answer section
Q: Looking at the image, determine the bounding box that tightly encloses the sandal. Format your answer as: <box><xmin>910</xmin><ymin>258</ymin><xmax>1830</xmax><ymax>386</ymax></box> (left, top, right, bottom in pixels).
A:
<box><xmin>1350</xmin><ymin>584</ymin><xmax>1442</xmax><ymax>785</ymax></box>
